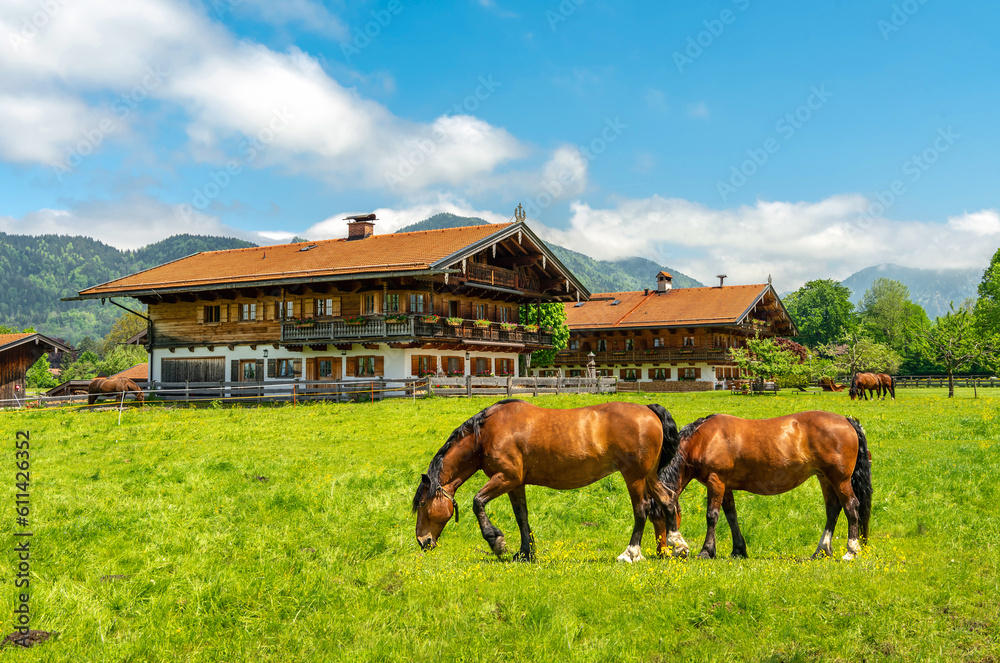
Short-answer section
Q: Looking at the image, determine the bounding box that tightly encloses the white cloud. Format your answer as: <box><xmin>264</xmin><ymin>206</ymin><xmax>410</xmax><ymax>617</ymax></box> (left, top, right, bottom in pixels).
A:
<box><xmin>530</xmin><ymin>195</ymin><xmax>1000</xmax><ymax>289</ymax></box>
<box><xmin>0</xmin><ymin>93</ymin><xmax>111</xmax><ymax>163</ymax></box>
<box><xmin>226</xmin><ymin>0</ymin><xmax>347</xmax><ymax>36</ymax></box>
<box><xmin>687</xmin><ymin>101</ymin><xmax>709</xmax><ymax>119</ymax></box>
<box><xmin>0</xmin><ymin>0</ymin><xmax>544</xmax><ymax>192</ymax></box>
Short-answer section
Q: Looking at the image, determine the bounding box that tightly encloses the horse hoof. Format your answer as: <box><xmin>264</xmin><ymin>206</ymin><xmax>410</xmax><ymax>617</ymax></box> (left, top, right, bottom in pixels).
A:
<box><xmin>616</xmin><ymin>546</ymin><xmax>644</xmax><ymax>563</ymax></box>
<box><xmin>490</xmin><ymin>536</ymin><xmax>506</xmax><ymax>557</ymax></box>
<box><xmin>697</xmin><ymin>550</ymin><xmax>715</xmax><ymax>560</ymax></box>
<box><xmin>841</xmin><ymin>551</ymin><xmax>855</xmax><ymax>561</ymax></box>
<box><xmin>512</xmin><ymin>551</ymin><xmax>534</xmax><ymax>562</ymax></box>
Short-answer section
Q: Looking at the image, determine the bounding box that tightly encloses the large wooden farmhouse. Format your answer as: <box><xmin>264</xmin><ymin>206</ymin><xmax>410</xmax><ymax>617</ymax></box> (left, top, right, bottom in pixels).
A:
<box><xmin>541</xmin><ymin>272</ymin><xmax>796</xmax><ymax>391</ymax></box>
<box><xmin>72</xmin><ymin>215</ymin><xmax>587</xmax><ymax>385</ymax></box>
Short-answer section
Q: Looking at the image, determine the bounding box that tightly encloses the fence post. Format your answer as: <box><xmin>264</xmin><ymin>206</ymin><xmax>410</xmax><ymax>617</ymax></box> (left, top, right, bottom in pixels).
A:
<box><xmin>219</xmin><ymin>380</ymin><xmax>224</xmax><ymax>400</ymax></box>
<box><xmin>427</xmin><ymin>377</ymin><xmax>434</xmax><ymax>398</ymax></box>
<box><xmin>185</xmin><ymin>380</ymin><xmax>190</xmax><ymax>402</ymax></box>
<box><xmin>533</xmin><ymin>377</ymin><xmax>538</xmax><ymax>397</ymax></box>
<box><xmin>466</xmin><ymin>375</ymin><xmax>472</xmax><ymax>398</ymax></box>
<box><xmin>506</xmin><ymin>376</ymin><xmax>512</xmax><ymax>397</ymax></box>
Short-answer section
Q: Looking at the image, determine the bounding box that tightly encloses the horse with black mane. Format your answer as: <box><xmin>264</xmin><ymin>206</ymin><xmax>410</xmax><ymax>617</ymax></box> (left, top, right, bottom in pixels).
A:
<box><xmin>849</xmin><ymin>373</ymin><xmax>882</xmax><ymax>401</ymax></box>
<box><xmin>87</xmin><ymin>377</ymin><xmax>145</xmax><ymax>405</ymax></box>
<box><xmin>412</xmin><ymin>399</ymin><xmax>683</xmax><ymax>562</ymax></box>
<box><xmin>650</xmin><ymin>411</ymin><xmax>871</xmax><ymax>560</ymax></box>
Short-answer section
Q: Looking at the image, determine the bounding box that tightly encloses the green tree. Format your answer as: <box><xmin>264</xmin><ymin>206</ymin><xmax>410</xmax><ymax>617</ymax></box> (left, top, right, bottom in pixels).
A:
<box><xmin>520</xmin><ymin>303</ymin><xmax>569</xmax><ymax>368</ymax></box>
<box><xmin>783</xmin><ymin>279</ymin><xmax>857</xmax><ymax>347</ymax></box>
<box><xmin>974</xmin><ymin>248</ymin><xmax>1000</xmax><ymax>373</ymax></box>
<box><xmin>921</xmin><ymin>305</ymin><xmax>998</xmax><ymax>397</ymax></box>
<box><xmin>858</xmin><ymin>278</ymin><xmax>930</xmax><ymax>349</ymax></box>
<box><xmin>98</xmin><ymin>313</ymin><xmax>147</xmax><ymax>357</ymax></box>
<box><xmin>728</xmin><ymin>336</ymin><xmax>803</xmax><ymax>389</ymax></box>
<box><xmin>824</xmin><ymin>336</ymin><xmax>902</xmax><ymax>376</ymax></box>
<box><xmin>62</xmin><ymin>350</ymin><xmax>102</xmax><ymax>381</ymax></box>
<box><xmin>98</xmin><ymin>345</ymin><xmax>147</xmax><ymax>376</ymax></box>
<box><xmin>26</xmin><ymin>354</ymin><xmax>57</xmax><ymax>389</ymax></box>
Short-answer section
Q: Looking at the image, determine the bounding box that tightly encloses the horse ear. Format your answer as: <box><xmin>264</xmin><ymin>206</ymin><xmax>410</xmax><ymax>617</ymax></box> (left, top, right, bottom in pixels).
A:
<box><xmin>420</xmin><ymin>473</ymin><xmax>431</xmax><ymax>486</ymax></box>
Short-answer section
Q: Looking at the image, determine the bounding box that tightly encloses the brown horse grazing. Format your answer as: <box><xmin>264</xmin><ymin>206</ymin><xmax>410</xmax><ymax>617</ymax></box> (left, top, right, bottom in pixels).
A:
<box><xmin>412</xmin><ymin>399</ymin><xmax>681</xmax><ymax>562</ymax></box>
<box><xmin>87</xmin><ymin>377</ymin><xmax>145</xmax><ymax>405</ymax></box>
<box><xmin>876</xmin><ymin>373</ymin><xmax>896</xmax><ymax>400</ymax></box>
<box><xmin>650</xmin><ymin>411</ymin><xmax>872</xmax><ymax>561</ymax></box>
<box><xmin>849</xmin><ymin>373</ymin><xmax>882</xmax><ymax>401</ymax></box>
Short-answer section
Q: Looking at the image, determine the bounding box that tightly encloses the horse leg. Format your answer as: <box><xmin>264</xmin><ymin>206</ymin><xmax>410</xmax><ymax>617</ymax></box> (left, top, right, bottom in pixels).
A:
<box><xmin>472</xmin><ymin>474</ymin><xmax>518</xmax><ymax>558</ymax></box>
<box><xmin>507</xmin><ymin>485</ymin><xmax>535</xmax><ymax>562</ymax></box>
<box><xmin>699</xmin><ymin>475</ymin><xmax>726</xmax><ymax>559</ymax></box>
<box><xmin>722</xmin><ymin>489</ymin><xmax>747</xmax><ymax>558</ymax></box>
<box><xmin>617</xmin><ymin>477</ymin><xmax>651</xmax><ymax>563</ymax></box>
<box><xmin>832</xmin><ymin>478</ymin><xmax>862</xmax><ymax>560</ymax></box>
<box><xmin>812</xmin><ymin>478</ymin><xmax>842</xmax><ymax>559</ymax></box>
<box><xmin>647</xmin><ymin>474</ymin><xmax>689</xmax><ymax>559</ymax></box>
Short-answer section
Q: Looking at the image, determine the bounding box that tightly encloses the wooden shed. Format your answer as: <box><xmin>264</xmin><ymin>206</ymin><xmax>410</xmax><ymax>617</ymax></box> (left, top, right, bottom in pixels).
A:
<box><xmin>0</xmin><ymin>333</ymin><xmax>72</xmax><ymax>404</ymax></box>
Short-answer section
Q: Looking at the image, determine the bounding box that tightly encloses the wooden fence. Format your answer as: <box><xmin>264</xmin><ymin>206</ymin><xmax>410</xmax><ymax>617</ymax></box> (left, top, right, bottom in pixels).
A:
<box><xmin>893</xmin><ymin>376</ymin><xmax>999</xmax><ymax>389</ymax></box>
<box><xmin>1</xmin><ymin>375</ymin><xmax>618</xmax><ymax>409</ymax></box>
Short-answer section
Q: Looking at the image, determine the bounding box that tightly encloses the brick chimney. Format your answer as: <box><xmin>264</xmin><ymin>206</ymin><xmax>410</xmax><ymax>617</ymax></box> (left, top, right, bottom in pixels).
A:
<box><xmin>656</xmin><ymin>271</ymin><xmax>673</xmax><ymax>292</ymax></box>
<box><xmin>345</xmin><ymin>213</ymin><xmax>377</xmax><ymax>240</ymax></box>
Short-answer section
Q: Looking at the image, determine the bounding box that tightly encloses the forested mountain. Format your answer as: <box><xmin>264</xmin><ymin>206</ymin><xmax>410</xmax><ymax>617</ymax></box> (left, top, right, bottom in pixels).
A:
<box><xmin>0</xmin><ymin>233</ymin><xmax>255</xmax><ymax>344</ymax></box>
<box><xmin>395</xmin><ymin>213</ymin><xmax>705</xmax><ymax>291</ymax></box>
<box><xmin>841</xmin><ymin>263</ymin><xmax>982</xmax><ymax>320</ymax></box>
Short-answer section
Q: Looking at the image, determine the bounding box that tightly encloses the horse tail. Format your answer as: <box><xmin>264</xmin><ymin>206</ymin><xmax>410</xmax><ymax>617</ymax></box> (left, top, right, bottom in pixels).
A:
<box><xmin>645</xmin><ymin>404</ymin><xmax>680</xmax><ymax>473</ymax></box>
<box><xmin>847</xmin><ymin>417</ymin><xmax>872</xmax><ymax>543</ymax></box>
<box><xmin>889</xmin><ymin>376</ymin><xmax>896</xmax><ymax>400</ymax></box>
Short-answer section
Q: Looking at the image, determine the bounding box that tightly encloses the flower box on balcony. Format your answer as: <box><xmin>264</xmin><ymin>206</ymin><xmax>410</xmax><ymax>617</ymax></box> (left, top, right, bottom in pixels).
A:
<box><xmin>421</xmin><ymin>315</ymin><xmax>440</xmax><ymax>323</ymax></box>
<box><xmin>445</xmin><ymin>317</ymin><xmax>464</xmax><ymax>327</ymax></box>
<box><xmin>473</xmin><ymin>319</ymin><xmax>490</xmax><ymax>329</ymax></box>
<box><xmin>343</xmin><ymin>317</ymin><xmax>367</xmax><ymax>325</ymax></box>
<box><xmin>523</xmin><ymin>324</ymin><xmax>539</xmax><ymax>332</ymax></box>
<box><xmin>499</xmin><ymin>322</ymin><xmax>517</xmax><ymax>331</ymax></box>
<box><xmin>384</xmin><ymin>315</ymin><xmax>407</xmax><ymax>324</ymax></box>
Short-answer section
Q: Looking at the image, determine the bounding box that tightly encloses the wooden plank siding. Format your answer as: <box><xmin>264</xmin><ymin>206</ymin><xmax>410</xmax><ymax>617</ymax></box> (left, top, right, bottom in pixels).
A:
<box><xmin>148</xmin><ymin>287</ymin><xmax>521</xmax><ymax>349</ymax></box>
<box><xmin>0</xmin><ymin>343</ymin><xmax>44</xmax><ymax>402</ymax></box>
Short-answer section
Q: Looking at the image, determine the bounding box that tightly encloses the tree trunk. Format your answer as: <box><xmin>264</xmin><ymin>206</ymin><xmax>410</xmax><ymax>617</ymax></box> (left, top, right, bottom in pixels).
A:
<box><xmin>948</xmin><ymin>369</ymin><xmax>955</xmax><ymax>398</ymax></box>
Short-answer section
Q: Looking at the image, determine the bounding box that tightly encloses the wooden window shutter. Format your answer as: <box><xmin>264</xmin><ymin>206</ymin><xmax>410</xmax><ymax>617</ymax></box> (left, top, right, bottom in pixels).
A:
<box><xmin>665</xmin><ymin>368</ymin><xmax>671</xmax><ymax>379</ymax></box>
<box><xmin>647</xmin><ymin>368</ymin><xmax>655</xmax><ymax>380</ymax></box>
<box><xmin>411</xmin><ymin>356</ymin><xmax>419</xmax><ymax>375</ymax></box>
<box><xmin>304</xmin><ymin>299</ymin><xmax>314</xmax><ymax>317</ymax></box>
<box><xmin>267</xmin><ymin>359</ymin><xmax>277</xmax><ymax>378</ymax></box>
<box><xmin>346</xmin><ymin>357</ymin><xmax>356</xmax><ymax>377</ymax></box>
<box><xmin>256</xmin><ymin>303</ymin><xmax>263</xmax><ymax>321</ymax></box>
<box><xmin>264</xmin><ymin>302</ymin><xmax>273</xmax><ymax>321</ymax></box>
<box><xmin>374</xmin><ymin>356</ymin><xmax>384</xmax><ymax>376</ymax></box>
<box><xmin>197</xmin><ymin>306</ymin><xmax>205</xmax><ymax>324</ymax></box>
<box><xmin>293</xmin><ymin>359</ymin><xmax>302</xmax><ymax>377</ymax></box>
<box><xmin>695</xmin><ymin>367</ymin><xmax>702</xmax><ymax>379</ymax></box>
<box><xmin>220</xmin><ymin>305</ymin><xmax>229</xmax><ymax>323</ymax></box>
<box><xmin>430</xmin><ymin>356</ymin><xmax>437</xmax><ymax>373</ymax></box>
<box><xmin>255</xmin><ymin>359</ymin><xmax>264</xmax><ymax>380</ymax></box>
<box><xmin>620</xmin><ymin>369</ymin><xmax>627</xmax><ymax>379</ymax></box>
<box><xmin>493</xmin><ymin>358</ymin><xmax>499</xmax><ymax>375</ymax></box>
<box><xmin>458</xmin><ymin>356</ymin><xmax>465</xmax><ymax>373</ymax></box>
<box><xmin>331</xmin><ymin>297</ymin><xmax>341</xmax><ymax>317</ymax></box>
<box><xmin>230</xmin><ymin>360</ymin><xmax>240</xmax><ymax>382</ymax></box>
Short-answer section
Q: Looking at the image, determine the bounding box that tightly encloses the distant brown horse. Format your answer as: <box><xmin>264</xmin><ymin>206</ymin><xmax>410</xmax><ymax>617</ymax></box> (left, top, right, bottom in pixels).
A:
<box><xmin>412</xmin><ymin>399</ymin><xmax>681</xmax><ymax>562</ymax></box>
<box><xmin>650</xmin><ymin>412</ymin><xmax>872</xmax><ymax>560</ymax></box>
<box><xmin>849</xmin><ymin>373</ymin><xmax>882</xmax><ymax>401</ymax></box>
<box><xmin>88</xmin><ymin>377</ymin><xmax>145</xmax><ymax>405</ymax></box>
<box><xmin>876</xmin><ymin>373</ymin><xmax>896</xmax><ymax>400</ymax></box>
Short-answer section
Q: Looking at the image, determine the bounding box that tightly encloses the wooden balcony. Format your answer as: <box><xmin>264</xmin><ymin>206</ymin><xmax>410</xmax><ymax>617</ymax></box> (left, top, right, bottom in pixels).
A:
<box><xmin>552</xmin><ymin>348</ymin><xmax>731</xmax><ymax>366</ymax></box>
<box><xmin>463</xmin><ymin>263</ymin><xmax>518</xmax><ymax>288</ymax></box>
<box><xmin>281</xmin><ymin>316</ymin><xmax>553</xmax><ymax>348</ymax></box>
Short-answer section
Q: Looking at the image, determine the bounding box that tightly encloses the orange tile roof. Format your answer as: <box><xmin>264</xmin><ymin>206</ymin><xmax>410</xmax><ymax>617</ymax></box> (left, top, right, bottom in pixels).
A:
<box><xmin>565</xmin><ymin>284</ymin><xmax>771</xmax><ymax>329</ymax></box>
<box><xmin>80</xmin><ymin>222</ymin><xmax>514</xmax><ymax>296</ymax></box>
<box><xmin>112</xmin><ymin>363</ymin><xmax>148</xmax><ymax>380</ymax></box>
<box><xmin>0</xmin><ymin>333</ymin><xmax>33</xmax><ymax>347</ymax></box>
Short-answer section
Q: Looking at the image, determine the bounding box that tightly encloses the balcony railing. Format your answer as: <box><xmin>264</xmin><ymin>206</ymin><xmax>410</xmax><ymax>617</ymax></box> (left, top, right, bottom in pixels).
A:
<box><xmin>281</xmin><ymin>316</ymin><xmax>553</xmax><ymax>347</ymax></box>
<box><xmin>552</xmin><ymin>348</ymin><xmax>731</xmax><ymax>365</ymax></box>
<box><xmin>463</xmin><ymin>263</ymin><xmax>518</xmax><ymax>289</ymax></box>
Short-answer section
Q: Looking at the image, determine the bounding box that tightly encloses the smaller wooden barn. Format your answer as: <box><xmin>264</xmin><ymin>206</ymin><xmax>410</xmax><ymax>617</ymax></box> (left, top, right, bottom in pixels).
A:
<box><xmin>0</xmin><ymin>333</ymin><xmax>72</xmax><ymax>404</ymax></box>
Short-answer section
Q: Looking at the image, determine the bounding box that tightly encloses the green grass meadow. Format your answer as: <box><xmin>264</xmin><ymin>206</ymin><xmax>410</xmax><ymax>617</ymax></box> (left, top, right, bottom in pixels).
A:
<box><xmin>1</xmin><ymin>389</ymin><xmax>999</xmax><ymax>661</ymax></box>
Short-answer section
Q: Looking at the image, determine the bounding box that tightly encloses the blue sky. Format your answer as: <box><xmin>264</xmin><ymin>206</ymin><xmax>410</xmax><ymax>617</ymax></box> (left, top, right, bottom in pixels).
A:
<box><xmin>1</xmin><ymin>0</ymin><xmax>998</xmax><ymax>287</ymax></box>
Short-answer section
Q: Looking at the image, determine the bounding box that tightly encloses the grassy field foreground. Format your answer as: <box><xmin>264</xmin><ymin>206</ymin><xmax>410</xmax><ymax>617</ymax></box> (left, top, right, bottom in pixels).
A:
<box><xmin>1</xmin><ymin>389</ymin><xmax>999</xmax><ymax>661</ymax></box>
